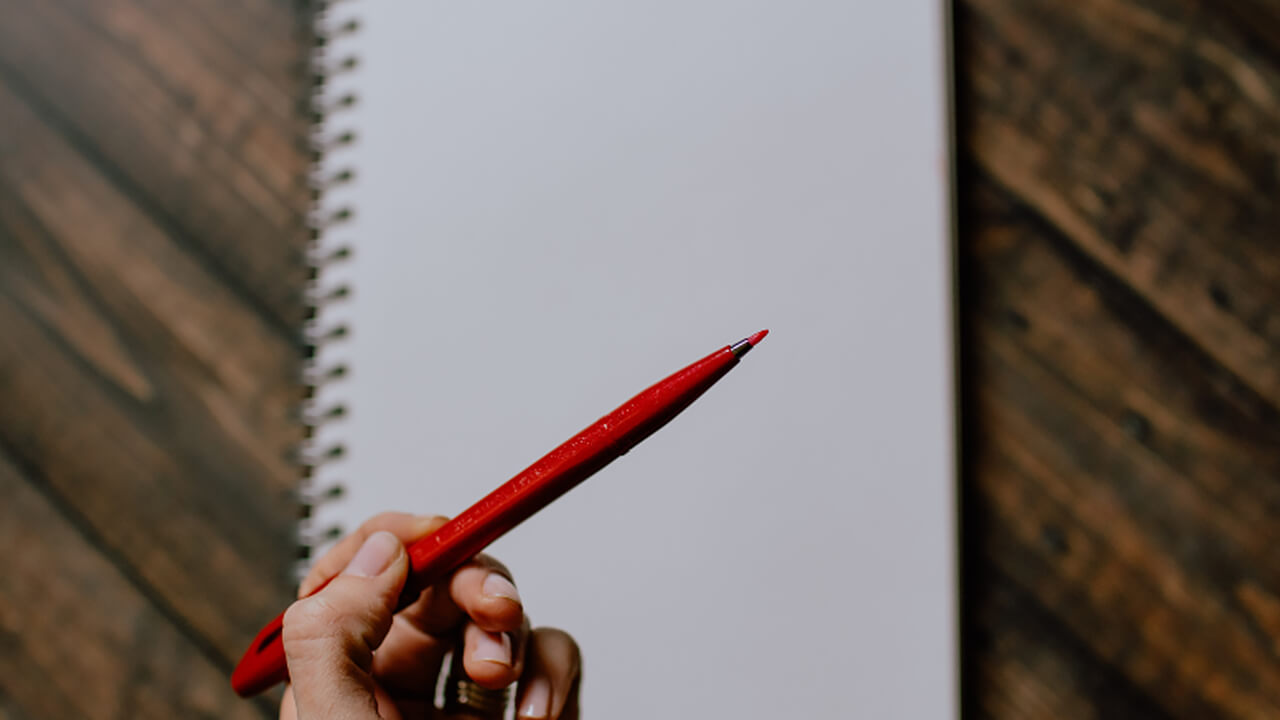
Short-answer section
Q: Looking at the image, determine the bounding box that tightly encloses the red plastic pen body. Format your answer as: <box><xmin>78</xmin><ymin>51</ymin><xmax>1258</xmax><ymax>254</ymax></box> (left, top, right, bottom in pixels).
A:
<box><xmin>231</xmin><ymin>331</ymin><xmax>765</xmax><ymax>697</ymax></box>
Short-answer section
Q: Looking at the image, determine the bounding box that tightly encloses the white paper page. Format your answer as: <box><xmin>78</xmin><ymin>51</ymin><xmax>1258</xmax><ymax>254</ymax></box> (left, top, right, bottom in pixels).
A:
<box><xmin>308</xmin><ymin>2</ymin><xmax>955</xmax><ymax>717</ymax></box>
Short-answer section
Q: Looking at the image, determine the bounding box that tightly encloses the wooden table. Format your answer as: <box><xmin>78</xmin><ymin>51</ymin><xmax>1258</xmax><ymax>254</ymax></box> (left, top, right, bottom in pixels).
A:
<box><xmin>0</xmin><ymin>1</ymin><xmax>1276</xmax><ymax>717</ymax></box>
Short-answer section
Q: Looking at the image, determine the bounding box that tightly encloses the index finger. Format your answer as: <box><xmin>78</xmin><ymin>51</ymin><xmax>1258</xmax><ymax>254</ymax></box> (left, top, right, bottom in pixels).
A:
<box><xmin>298</xmin><ymin>512</ymin><xmax>449</xmax><ymax>597</ymax></box>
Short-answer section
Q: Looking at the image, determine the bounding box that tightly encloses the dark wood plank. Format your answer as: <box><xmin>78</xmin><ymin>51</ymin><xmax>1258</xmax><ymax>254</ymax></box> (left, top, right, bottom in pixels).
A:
<box><xmin>961</xmin><ymin>176</ymin><xmax>1280</xmax><ymax>717</ymax></box>
<box><xmin>0</xmin><ymin>448</ymin><xmax>270</xmax><ymax>720</ymax></box>
<box><xmin>968</xmin><ymin>571</ymin><xmax>1179</xmax><ymax>719</ymax></box>
<box><xmin>0</xmin><ymin>0</ymin><xmax>304</xmax><ymax>715</ymax></box>
<box><xmin>128</xmin><ymin>0</ymin><xmax>307</xmax><ymax>102</ymax></box>
<box><xmin>959</xmin><ymin>0</ymin><xmax>1280</xmax><ymax>409</ymax></box>
<box><xmin>0</xmin><ymin>686</ymin><xmax>37</xmax><ymax>720</ymax></box>
<box><xmin>0</xmin><ymin>0</ymin><xmax>1274</xmax><ymax>717</ymax></box>
<box><xmin>1217</xmin><ymin>0</ymin><xmax>1280</xmax><ymax>66</ymax></box>
<box><xmin>958</xmin><ymin>0</ymin><xmax>1280</xmax><ymax>713</ymax></box>
<box><xmin>0</xmin><ymin>0</ymin><xmax>310</xmax><ymax>330</ymax></box>
<box><xmin>0</xmin><ymin>69</ymin><xmax>297</xmax><ymax>663</ymax></box>
<box><xmin>55</xmin><ymin>0</ymin><xmax>308</xmax><ymax>185</ymax></box>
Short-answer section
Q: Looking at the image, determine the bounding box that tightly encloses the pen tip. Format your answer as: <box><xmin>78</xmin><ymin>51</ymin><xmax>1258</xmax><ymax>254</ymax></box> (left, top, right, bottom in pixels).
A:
<box><xmin>730</xmin><ymin>329</ymin><xmax>769</xmax><ymax>358</ymax></box>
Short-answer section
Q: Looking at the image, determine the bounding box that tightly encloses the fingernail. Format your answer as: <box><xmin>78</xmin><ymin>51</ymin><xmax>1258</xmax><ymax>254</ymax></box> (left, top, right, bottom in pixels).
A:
<box><xmin>518</xmin><ymin>676</ymin><xmax>551</xmax><ymax>718</ymax></box>
<box><xmin>482</xmin><ymin>573</ymin><xmax>521</xmax><ymax>604</ymax></box>
<box><xmin>473</xmin><ymin>631</ymin><xmax>513</xmax><ymax>667</ymax></box>
<box><xmin>342</xmin><ymin>531</ymin><xmax>399</xmax><ymax>577</ymax></box>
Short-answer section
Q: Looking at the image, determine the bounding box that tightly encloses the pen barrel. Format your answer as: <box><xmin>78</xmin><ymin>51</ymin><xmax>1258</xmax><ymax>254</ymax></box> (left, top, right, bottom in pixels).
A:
<box><xmin>233</xmin><ymin>337</ymin><xmax>757</xmax><ymax>698</ymax></box>
<box><xmin>401</xmin><ymin>346</ymin><xmax>739</xmax><ymax>599</ymax></box>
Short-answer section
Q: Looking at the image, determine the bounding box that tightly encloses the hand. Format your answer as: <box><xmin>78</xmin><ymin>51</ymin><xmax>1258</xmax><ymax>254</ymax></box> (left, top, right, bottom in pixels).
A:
<box><xmin>278</xmin><ymin>512</ymin><xmax>582</xmax><ymax>719</ymax></box>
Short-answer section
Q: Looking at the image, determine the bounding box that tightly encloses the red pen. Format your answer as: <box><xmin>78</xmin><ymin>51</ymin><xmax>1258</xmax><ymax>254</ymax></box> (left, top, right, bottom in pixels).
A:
<box><xmin>231</xmin><ymin>330</ymin><xmax>768</xmax><ymax>697</ymax></box>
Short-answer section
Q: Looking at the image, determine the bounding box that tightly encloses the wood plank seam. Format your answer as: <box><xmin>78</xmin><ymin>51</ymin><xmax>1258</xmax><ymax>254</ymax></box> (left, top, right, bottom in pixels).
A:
<box><xmin>1215</xmin><ymin>0</ymin><xmax>1280</xmax><ymax>70</ymax></box>
<box><xmin>955</xmin><ymin>0</ymin><xmax>1280</xmax><ymax>412</ymax></box>
<box><xmin>0</xmin><ymin>60</ymin><xmax>304</xmax><ymax>345</ymax></box>
<box><xmin>0</xmin><ymin>193</ymin><xmax>157</xmax><ymax>412</ymax></box>
<box><xmin>44</xmin><ymin>0</ymin><xmax>303</xmax><ymax>209</ymax></box>
<box><xmin>955</xmin><ymin>171</ymin><xmax>1280</xmax><ymax>715</ymax></box>
<box><xmin>955</xmin><ymin>287</ymin><xmax>1189</xmax><ymax>719</ymax></box>
<box><xmin>969</xmin><ymin>566</ymin><xmax>1180</xmax><ymax>719</ymax></box>
<box><xmin>0</xmin><ymin>435</ymin><xmax>279</xmax><ymax>720</ymax></box>
<box><xmin>958</xmin><ymin>161</ymin><xmax>1280</xmax><ymax>425</ymax></box>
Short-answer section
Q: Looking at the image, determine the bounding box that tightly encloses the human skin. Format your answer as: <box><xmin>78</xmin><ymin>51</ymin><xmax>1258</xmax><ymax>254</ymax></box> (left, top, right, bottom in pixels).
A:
<box><xmin>278</xmin><ymin>512</ymin><xmax>581</xmax><ymax>720</ymax></box>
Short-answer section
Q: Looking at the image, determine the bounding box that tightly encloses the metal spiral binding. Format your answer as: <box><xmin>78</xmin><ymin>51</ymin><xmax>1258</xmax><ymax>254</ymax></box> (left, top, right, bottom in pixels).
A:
<box><xmin>296</xmin><ymin>0</ymin><xmax>361</xmax><ymax>576</ymax></box>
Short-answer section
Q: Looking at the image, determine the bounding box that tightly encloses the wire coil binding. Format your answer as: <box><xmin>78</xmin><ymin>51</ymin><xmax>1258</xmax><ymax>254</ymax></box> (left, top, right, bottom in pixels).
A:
<box><xmin>296</xmin><ymin>0</ymin><xmax>361</xmax><ymax>576</ymax></box>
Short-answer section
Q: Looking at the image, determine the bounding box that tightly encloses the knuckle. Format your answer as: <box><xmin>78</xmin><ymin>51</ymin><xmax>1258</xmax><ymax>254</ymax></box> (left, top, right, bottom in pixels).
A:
<box><xmin>282</xmin><ymin>595</ymin><xmax>341</xmax><ymax>645</ymax></box>
<box><xmin>282</xmin><ymin>594</ymin><xmax>376</xmax><ymax>669</ymax></box>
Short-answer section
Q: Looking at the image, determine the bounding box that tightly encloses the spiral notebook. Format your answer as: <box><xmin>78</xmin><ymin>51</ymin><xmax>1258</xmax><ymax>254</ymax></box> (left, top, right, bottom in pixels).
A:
<box><xmin>302</xmin><ymin>2</ymin><xmax>956</xmax><ymax>716</ymax></box>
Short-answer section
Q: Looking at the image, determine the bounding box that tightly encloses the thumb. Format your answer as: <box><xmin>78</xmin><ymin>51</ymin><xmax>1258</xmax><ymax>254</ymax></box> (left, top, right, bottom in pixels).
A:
<box><xmin>282</xmin><ymin>530</ymin><xmax>409</xmax><ymax>719</ymax></box>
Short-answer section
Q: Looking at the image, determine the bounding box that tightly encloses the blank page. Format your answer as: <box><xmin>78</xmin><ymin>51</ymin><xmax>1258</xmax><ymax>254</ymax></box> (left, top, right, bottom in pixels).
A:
<box><xmin>309</xmin><ymin>2</ymin><xmax>956</xmax><ymax>716</ymax></box>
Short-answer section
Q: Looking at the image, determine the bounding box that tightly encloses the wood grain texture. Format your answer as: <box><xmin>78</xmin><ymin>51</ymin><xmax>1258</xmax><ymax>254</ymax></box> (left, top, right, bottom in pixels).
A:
<box><xmin>0</xmin><ymin>0</ymin><xmax>305</xmax><ymax>716</ymax></box>
<box><xmin>961</xmin><ymin>180</ymin><xmax>1280</xmax><ymax>716</ymax></box>
<box><xmin>957</xmin><ymin>0</ymin><xmax>1280</xmax><ymax>715</ymax></box>
<box><xmin>961</xmin><ymin>0</ymin><xmax>1280</xmax><ymax>407</ymax></box>
<box><xmin>0</xmin><ymin>449</ymin><xmax>271</xmax><ymax>720</ymax></box>
<box><xmin>0</xmin><ymin>0</ymin><xmax>1276</xmax><ymax>717</ymax></box>
<box><xmin>0</xmin><ymin>71</ymin><xmax>300</xmax><ymax>643</ymax></box>
<box><xmin>0</xmin><ymin>0</ymin><xmax>310</xmax><ymax>332</ymax></box>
